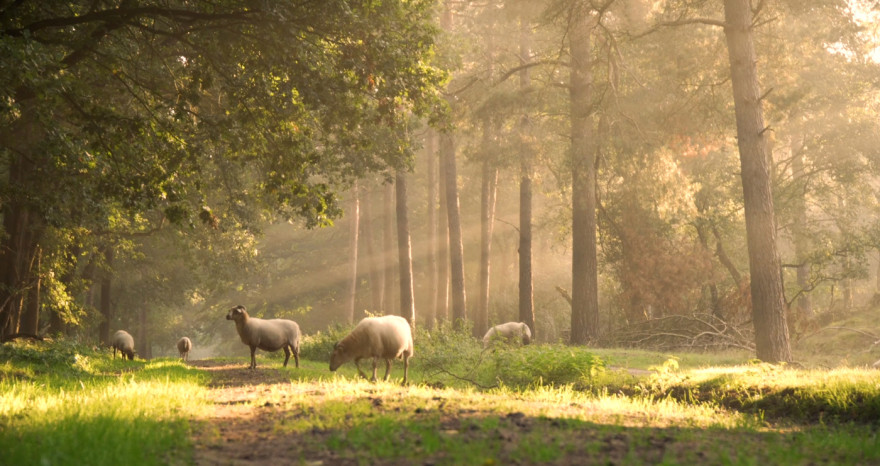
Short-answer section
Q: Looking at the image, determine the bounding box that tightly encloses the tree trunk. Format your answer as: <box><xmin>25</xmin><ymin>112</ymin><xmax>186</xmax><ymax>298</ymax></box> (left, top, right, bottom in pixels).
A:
<box><xmin>441</xmin><ymin>132</ymin><xmax>467</xmax><ymax>327</ymax></box>
<box><xmin>723</xmin><ymin>0</ymin><xmax>792</xmax><ymax>362</ymax></box>
<box><xmin>518</xmin><ymin>15</ymin><xmax>536</xmax><ymax>340</ymax></box>
<box><xmin>362</xmin><ymin>184</ymin><xmax>383</xmax><ymax>313</ymax></box>
<box><xmin>569</xmin><ymin>10</ymin><xmax>600</xmax><ymax>344</ymax></box>
<box><xmin>437</xmin><ymin>136</ymin><xmax>450</xmax><ymax>323</ymax></box>
<box><xmin>790</xmin><ymin>133</ymin><xmax>814</xmax><ymax>320</ymax></box>
<box><xmin>18</xmin><ymin>246</ymin><xmax>41</xmax><ymax>336</ymax></box>
<box><xmin>478</xmin><ymin>154</ymin><xmax>498</xmax><ymax>339</ymax></box>
<box><xmin>98</xmin><ymin>244</ymin><xmax>114</xmax><ymax>345</ymax></box>
<box><xmin>395</xmin><ymin>171</ymin><xmax>416</xmax><ymax>327</ymax></box>
<box><xmin>426</xmin><ymin>130</ymin><xmax>439</xmax><ymax>328</ymax></box>
<box><xmin>347</xmin><ymin>182</ymin><xmax>360</xmax><ymax>324</ymax></box>
<box><xmin>383</xmin><ymin>182</ymin><xmax>397</xmax><ymax>315</ymax></box>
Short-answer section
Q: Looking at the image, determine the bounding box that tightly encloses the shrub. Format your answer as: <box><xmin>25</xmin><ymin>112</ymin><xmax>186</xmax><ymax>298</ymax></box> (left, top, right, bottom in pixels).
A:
<box><xmin>299</xmin><ymin>323</ymin><xmax>354</xmax><ymax>363</ymax></box>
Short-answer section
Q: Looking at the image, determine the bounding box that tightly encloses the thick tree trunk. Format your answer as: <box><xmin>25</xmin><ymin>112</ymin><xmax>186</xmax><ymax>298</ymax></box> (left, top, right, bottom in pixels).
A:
<box><xmin>347</xmin><ymin>182</ymin><xmax>360</xmax><ymax>324</ymax></box>
<box><xmin>478</xmin><ymin>155</ymin><xmax>498</xmax><ymax>339</ymax></box>
<box><xmin>723</xmin><ymin>0</ymin><xmax>792</xmax><ymax>362</ymax></box>
<box><xmin>98</xmin><ymin>244</ymin><xmax>114</xmax><ymax>345</ymax></box>
<box><xmin>569</xmin><ymin>10</ymin><xmax>600</xmax><ymax>344</ymax></box>
<box><xmin>518</xmin><ymin>16</ymin><xmax>536</xmax><ymax>340</ymax></box>
<box><xmin>790</xmin><ymin>133</ymin><xmax>813</xmax><ymax>319</ymax></box>
<box><xmin>426</xmin><ymin>130</ymin><xmax>439</xmax><ymax>328</ymax></box>
<box><xmin>18</xmin><ymin>246</ymin><xmax>41</xmax><ymax>336</ymax></box>
<box><xmin>441</xmin><ymin>132</ymin><xmax>467</xmax><ymax>327</ymax></box>
<box><xmin>383</xmin><ymin>182</ymin><xmax>397</xmax><ymax>315</ymax></box>
<box><xmin>362</xmin><ymin>185</ymin><xmax>383</xmax><ymax>313</ymax></box>
<box><xmin>395</xmin><ymin>171</ymin><xmax>416</xmax><ymax>327</ymax></box>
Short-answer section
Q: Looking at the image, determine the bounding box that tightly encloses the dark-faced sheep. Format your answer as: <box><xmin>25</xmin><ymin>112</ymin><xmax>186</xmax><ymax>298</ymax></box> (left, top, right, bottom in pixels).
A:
<box><xmin>329</xmin><ymin>315</ymin><xmax>413</xmax><ymax>383</ymax></box>
<box><xmin>177</xmin><ymin>337</ymin><xmax>192</xmax><ymax>361</ymax></box>
<box><xmin>482</xmin><ymin>322</ymin><xmax>532</xmax><ymax>349</ymax></box>
<box><xmin>226</xmin><ymin>305</ymin><xmax>301</xmax><ymax>370</ymax></box>
<box><xmin>110</xmin><ymin>330</ymin><xmax>136</xmax><ymax>360</ymax></box>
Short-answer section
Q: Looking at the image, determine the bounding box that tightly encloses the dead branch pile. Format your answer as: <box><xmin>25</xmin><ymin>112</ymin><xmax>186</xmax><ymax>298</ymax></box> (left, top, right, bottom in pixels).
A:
<box><xmin>603</xmin><ymin>313</ymin><xmax>755</xmax><ymax>352</ymax></box>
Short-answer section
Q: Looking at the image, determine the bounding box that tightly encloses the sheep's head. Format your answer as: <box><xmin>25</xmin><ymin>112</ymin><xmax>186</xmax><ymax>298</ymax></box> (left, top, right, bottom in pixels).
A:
<box><xmin>521</xmin><ymin>323</ymin><xmax>532</xmax><ymax>345</ymax></box>
<box><xmin>329</xmin><ymin>342</ymin><xmax>348</xmax><ymax>371</ymax></box>
<box><xmin>226</xmin><ymin>305</ymin><xmax>248</xmax><ymax>322</ymax></box>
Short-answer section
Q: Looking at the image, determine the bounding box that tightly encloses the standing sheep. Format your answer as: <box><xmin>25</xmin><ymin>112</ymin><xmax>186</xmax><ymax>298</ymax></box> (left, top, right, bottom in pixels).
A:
<box><xmin>329</xmin><ymin>315</ymin><xmax>413</xmax><ymax>383</ymax></box>
<box><xmin>226</xmin><ymin>305</ymin><xmax>301</xmax><ymax>370</ymax></box>
<box><xmin>110</xmin><ymin>330</ymin><xmax>136</xmax><ymax>360</ymax></box>
<box><xmin>177</xmin><ymin>337</ymin><xmax>192</xmax><ymax>361</ymax></box>
<box><xmin>482</xmin><ymin>322</ymin><xmax>532</xmax><ymax>349</ymax></box>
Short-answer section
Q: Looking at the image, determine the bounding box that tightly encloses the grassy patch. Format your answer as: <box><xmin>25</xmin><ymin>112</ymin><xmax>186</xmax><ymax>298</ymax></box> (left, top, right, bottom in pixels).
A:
<box><xmin>0</xmin><ymin>340</ymin><xmax>209</xmax><ymax>466</ymax></box>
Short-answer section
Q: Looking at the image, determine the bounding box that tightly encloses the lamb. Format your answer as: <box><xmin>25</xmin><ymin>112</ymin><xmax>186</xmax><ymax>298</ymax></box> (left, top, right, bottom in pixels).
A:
<box><xmin>110</xmin><ymin>330</ymin><xmax>136</xmax><ymax>360</ymax></box>
<box><xmin>329</xmin><ymin>315</ymin><xmax>413</xmax><ymax>383</ymax></box>
<box><xmin>482</xmin><ymin>322</ymin><xmax>532</xmax><ymax>349</ymax></box>
<box><xmin>225</xmin><ymin>305</ymin><xmax>301</xmax><ymax>370</ymax></box>
<box><xmin>177</xmin><ymin>337</ymin><xmax>192</xmax><ymax>361</ymax></box>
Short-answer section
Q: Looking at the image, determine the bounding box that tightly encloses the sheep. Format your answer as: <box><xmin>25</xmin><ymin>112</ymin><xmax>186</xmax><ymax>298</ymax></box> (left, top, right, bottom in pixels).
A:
<box><xmin>482</xmin><ymin>322</ymin><xmax>532</xmax><ymax>349</ymax></box>
<box><xmin>329</xmin><ymin>315</ymin><xmax>413</xmax><ymax>383</ymax></box>
<box><xmin>225</xmin><ymin>305</ymin><xmax>301</xmax><ymax>370</ymax></box>
<box><xmin>177</xmin><ymin>337</ymin><xmax>192</xmax><ymax>361</ymax></box>
<box><xmin>110</xmin><ymin>330</ymin><xmax>136</xmax><ymax>360</ymax></box>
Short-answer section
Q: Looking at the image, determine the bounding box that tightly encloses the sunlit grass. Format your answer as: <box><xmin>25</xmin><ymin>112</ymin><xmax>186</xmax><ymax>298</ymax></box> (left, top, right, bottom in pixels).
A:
<box><xmin>0</xmin><ymin>353</ymin><xmax>209</xmax><ymax>466</ymax></box>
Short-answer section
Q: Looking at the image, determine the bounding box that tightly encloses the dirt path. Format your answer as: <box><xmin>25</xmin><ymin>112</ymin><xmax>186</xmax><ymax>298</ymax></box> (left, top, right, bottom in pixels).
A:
<box><xmin>189</xmin><ymin>361</ymin><xmax>338</xmax><ymax>465</ymax></box>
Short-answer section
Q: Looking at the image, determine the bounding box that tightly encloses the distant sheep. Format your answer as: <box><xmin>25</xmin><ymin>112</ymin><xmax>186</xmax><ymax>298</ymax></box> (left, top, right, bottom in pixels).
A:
<box><xmin>482</xmin><ymin>322</ymin><xmax>532</xmax><ymax>349</ymax></box>
<box><xmin>329</xmin><ymin>315</ymin><xmax>413</xmax><ymax>383</ymax></box>
<box><xmin>177</xmin><ymin>337</ymin><xmax>192</xmax><ymax>361</ymax></box>
<box><xmin>226</xmin><ymin>305</ymin><xmax>301</xmax><ymax>370</ymax></box>
<box><xmin>110</xmin><ymin>330</ymin><xmax>136</xmax><ymax>360</ymax></box>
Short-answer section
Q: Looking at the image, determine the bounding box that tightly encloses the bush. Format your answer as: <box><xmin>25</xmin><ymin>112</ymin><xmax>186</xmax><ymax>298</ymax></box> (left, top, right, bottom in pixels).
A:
<box><xmin>0</xmin><ymin>338</ymin><xmax>103</xmax><ymax>376</ymax></box>
<box><xmin>299</xmin><ymin>323</ymin><xmax>354</xmax><ymax>363</ymax></box>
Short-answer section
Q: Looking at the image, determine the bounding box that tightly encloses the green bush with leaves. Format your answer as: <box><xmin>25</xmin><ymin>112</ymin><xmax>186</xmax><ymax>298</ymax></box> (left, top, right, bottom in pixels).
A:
<box><xmin>299</xmin><ymin>323</ymin><xmax>355</xmax><ymax>363</ymax></box>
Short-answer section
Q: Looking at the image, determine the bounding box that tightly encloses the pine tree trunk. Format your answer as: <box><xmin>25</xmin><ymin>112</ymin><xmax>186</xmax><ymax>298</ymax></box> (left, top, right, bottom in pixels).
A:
<box><xmin>518</xmin><ymin>16</ymin><xmax>536</xmax><ymax>339</ymax></box>
<box><xmin>723</xmin><ymin>0</ymin><xmax>792</xmax><ymax>362</ymax></box>
<box><xmin>791</xmin><ymin>133</ymin><xmax>814</xmax><ymax>319</ymax></box>
<box><xmin>426</xmin><ymin>130</ymin><xmax>439</xmax><ymax>328</ymax></box>
<box><xmin>478</xmin><ymin>155</ymin><xmax>498</xmax><ymax>339</ymax></box>
<box><xmin>441</xmin><ymin>132</ymin><xmax>468</xmax><ymax>327</ymax></box>
<box><xmin>362</xmin><ymin>185</ymin><xmax>383</xmax><ymax>313</ymax></box>
<box><xmin>98</xmin><ymin>244</ymin><xmax>114</xmax><ymax>345</ymax></box>
<box><xmin>18</xmin><ymin>246</ymin><xmax>41</xmax><ymax>336</ymax></box>
<box><xmin>383</xmin><ymin>182</ymin><xmax>397</xmax><ymax>315</ymax></box>
<box><xmin>347</xmin><ymin>183</ymin><xmax>360</xmax><ymax>324</ymax></box>
<box><xmin>569</xmin><ymin>10</ymin><xmax>600</xmax><ymax>344</ymax></box>
<box><xmin>437</xmin><ymin>136</ymin><xmax>450</xmax><ymax>323</ymax></box>
<box><xmin>395</xmin><ymin>171</ymin><xmax>416</xmax><ymax>327</ymax></box>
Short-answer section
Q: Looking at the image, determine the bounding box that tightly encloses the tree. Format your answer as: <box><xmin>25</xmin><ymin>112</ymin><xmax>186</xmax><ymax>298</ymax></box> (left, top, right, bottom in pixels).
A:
<box><xmin>569</xmin><ymin>6</ymin><xmax>600</xmax><ymax>344</ymax></box>
<box><xmin>722</xmin><ymin>0</ymin><xmax>791</xmax><ymax>362</ymax></box>
<box><xmin>347</xmin><ymin>183</ymin><xmax>360</xmax><ymax>324</ymax></box>
<box><xmin>395</xmin><ymin>172</ymin><xmax>416</xmax><ymax>327</ymax></box>
<box><xmin>517</xmin><ymin>14</ymin><xmax>536</xmax><ymax>339</ymax></box>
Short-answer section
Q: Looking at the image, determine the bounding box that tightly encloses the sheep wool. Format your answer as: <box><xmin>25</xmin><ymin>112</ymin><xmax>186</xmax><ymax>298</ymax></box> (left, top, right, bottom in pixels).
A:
<box><xmin>329</xmin><ymin>315</ymin><xmax>414</xmax><ymax>384</ymax></box>
<box><xmin>226</xmin><ymin>305</ymin><xmax>301</xmax><ymax>370</ymax></box>
<box><xmin>110</xmin><ymin>330</ymin><xmax>136</xmax><ymax>360</ymax></box>
<box><xmin>177</xmin><ymin>337</ymin><xmax>192</xmax><ymax>361</ymax></box>
<box><xmin>482</xmin><ymin>322</ymin><xmax>532</xmax><ymax>349</ymax></box>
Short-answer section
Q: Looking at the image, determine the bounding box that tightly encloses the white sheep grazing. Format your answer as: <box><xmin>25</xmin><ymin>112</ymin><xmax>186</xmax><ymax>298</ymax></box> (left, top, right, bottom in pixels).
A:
<box><xmin>177</xmin><ymin>337</ymin><xmax>192</xmax><ymax>361</ymax></box>
<box><xmin>482</xmin><ymin>322</ymin><xmax>532</xmax><ymax>348</ymax></box>
<box><xmin>225</xmin><ymin>305</ymin><xmax>301</xmax><ymax>370</ymax></box>
<box><xmin>329</xmin><ymin>315</ymin><xmax>414</xmax><ymax>383</ymax></box>
<box><xmin>110</xmin><ymin>330</ymin><xmax>136</xmax><ymax>360</ymax></box>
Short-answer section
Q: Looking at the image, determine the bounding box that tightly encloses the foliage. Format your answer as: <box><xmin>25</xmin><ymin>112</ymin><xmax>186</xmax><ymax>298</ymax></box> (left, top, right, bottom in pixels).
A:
<box><xmin>299</xmin><ymin>322</ymin><xmax>355</xmax><ymax>363</ymax></box>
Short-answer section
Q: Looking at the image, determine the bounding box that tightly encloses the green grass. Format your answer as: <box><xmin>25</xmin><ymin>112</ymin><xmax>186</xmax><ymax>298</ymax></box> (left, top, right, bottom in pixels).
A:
<box><xmin>0</xmin><ymin>340</ymin><xmax>209</xmax><ymax>466</ymax></box>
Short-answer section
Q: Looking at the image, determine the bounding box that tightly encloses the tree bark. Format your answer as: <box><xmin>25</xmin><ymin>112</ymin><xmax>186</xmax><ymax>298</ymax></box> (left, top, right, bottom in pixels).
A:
<box><xmin>441</xmin><ymin>132</ymin><xmax>467</xmax><ymax>327</ymax></box>
<box><xmin>362</xmin><ymin>184</ymin><xmax>383</xmax><ymax>313</ymax></box>
<box><xmin>569</xmin><ymin>10</ymin><xmax>600</xmax><ymax>344</ymax></box>
<box><xmin>518</xmin><ymin>15</ymin><xmax>536</xmax><ymax>340</ymax></box>
<box><xmin>723</xmin><ymin>0</ymin><xmax>792</xmax><ymax>362</ymax></box>
<box><xmin>383</xmin><ymin>182</ymin><xmax>397</xmax><ymax>315</ymax></box>
<box><xmin>790</xmin><ymin>132</ymin><xmax>814</xmax><ymax>319</ymax></box>
<box><xmin>395</xmin><ymin>171</ymin><xmax>416</xmax><ymax>327</ymax></box>
<box><xmin>347</xmin><ymin>182</ymin><xmax>360</xmax><ymax>324</ymax></box>
<box><xmin>437</xmin><ymin>136</ymin><xmax>450</xmax><ymax>323</ymax></box>
<box><xmin>426</xmin><ymin>130</ymin><xmax>439</xmax><ymax>328</ymax></box>
<box><xmin>18</xmin><ymin>246</ymin><xmax>41</xmax><ymax>336</ymax></box>
<box><xmin>478</xmin><ymin>154</ymin><xmax>498</xmax><ymax>339</ymax></box>
<box><xmin>98</xmin><ymin>244</ymin><xmax>114</xmax><ymax>344</ymax></box>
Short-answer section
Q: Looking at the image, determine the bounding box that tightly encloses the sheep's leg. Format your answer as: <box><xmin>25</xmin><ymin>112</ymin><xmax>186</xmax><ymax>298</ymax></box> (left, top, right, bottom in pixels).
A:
<box><xmin>355</xmin><ymin>358</ymin><xmax>369</xmax><ymax>380</ymax></box>
<box><xmin>403</xmin><ymin>354</ymin><xmax>409</xmax><ymax>384</ymax></box>
<box><xmin>293</xmin><ymin>345</ymin><xmax>300</xmax><ymax>368</ymax></box>
<box><xmin>282</xmin><ymin>346</ymin><xmax>291</xmax><ymax>367</ymax></box>
<box><xmin>383</xmin><ymin>359</ymin><xmax>392</xmax><ymax>381</ymax></box>
<box><xmin>249</xmin><ymin>346</ymin><xmax>257</xmax><ymax>370</ymax></box>
<box><xmin>371</xmin><ymin>357</ymin><xmax>379</xmax><ymax>382</ymax></box>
